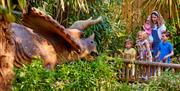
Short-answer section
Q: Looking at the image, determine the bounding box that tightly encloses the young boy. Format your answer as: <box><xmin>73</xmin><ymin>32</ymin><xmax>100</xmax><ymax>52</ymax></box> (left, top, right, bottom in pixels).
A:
<box><xmin>123</xmin><ymin>39</ymin><xmax>137</xmax><ymax>79</ymax></box>
<box><xmin>155</xmin><ymin>31</ymin><xmax>174</xmax><ymax>64</ymax></box>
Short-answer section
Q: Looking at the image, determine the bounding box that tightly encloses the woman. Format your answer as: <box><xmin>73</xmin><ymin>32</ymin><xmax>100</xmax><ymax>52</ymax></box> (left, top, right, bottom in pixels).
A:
<box><xmin>150</xmin><ymin>11</ymin><xmax>166</xmax><ymax>59</ymax></box>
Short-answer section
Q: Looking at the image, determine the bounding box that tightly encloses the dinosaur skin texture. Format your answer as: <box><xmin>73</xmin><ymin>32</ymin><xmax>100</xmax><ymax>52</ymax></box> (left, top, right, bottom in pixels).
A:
<box><xmin>0</xmin><ymin>7</ymin><xmax>102</xmax><ymax>91</ymax></box>
<box><xmin>0</xmin><ymin>16</ymin><xmax>15</xmax><ymax>91</ymax></box>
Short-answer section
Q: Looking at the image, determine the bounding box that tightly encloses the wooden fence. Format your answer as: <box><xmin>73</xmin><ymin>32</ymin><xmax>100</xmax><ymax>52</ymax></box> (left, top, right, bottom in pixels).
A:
<box><xmin>119</xmin><ymin>60</ymin><xmax>180</xmax><ymax>82</ymax></box>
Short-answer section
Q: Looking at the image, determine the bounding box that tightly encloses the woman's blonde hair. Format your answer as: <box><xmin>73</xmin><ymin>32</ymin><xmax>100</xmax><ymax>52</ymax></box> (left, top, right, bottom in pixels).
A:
<box><xmin>150</xmin><ymin>11</ymin><xmax>165</xmax><ymax>28</ymax></box>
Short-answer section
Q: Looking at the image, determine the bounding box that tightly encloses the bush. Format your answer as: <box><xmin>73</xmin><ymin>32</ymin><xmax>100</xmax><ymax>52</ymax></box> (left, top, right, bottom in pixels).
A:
<box><xmin>13</xmin><ymin>54</ymin><xmax>132</xmax><ymax>91</ymax></box>
<box><xmin>13</xmin><ymin>58</ymin><xmax>56</xmax><ymax>91</ymax></box>
<box><xmin>13</xmin><ymin>55</ymin><xmax>180</xmax><ymax>91</ymax></box>
<box><xmin>144</xmin><ymin>70</ymin><xmax>180</xmax><ymax>91</ymax></box>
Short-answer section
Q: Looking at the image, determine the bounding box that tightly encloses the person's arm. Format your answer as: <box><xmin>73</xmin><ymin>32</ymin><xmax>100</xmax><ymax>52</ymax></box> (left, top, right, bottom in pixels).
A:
<box><xmin>163</xmin><ymin>51</ymin><xmax>174</xmax><ymax>60</ymax></box>
<box><xmin>160</xmin><ymin>24</ymin><xmax>166</xmax><ymax>33</ymax></box>
<box><xmin>155</xmin><ymin>51</ymin><xmax>160</xmax><ymax>60</ymax></box>
<box><xmin>163</xmin><ymin>43</ymin><xmax>174</xmax><ymax>60</ymax></box>
<box><xmin>122</xmin><ymin>51</ymin><xmax>125</xmax><ymax>59</ymax></box>
<box><xmin>145</xmin><ymin>41</ymin><xmax>152</xmax><ymax>62</ymax></box>
<box><xmin>155</xmin><ymin>51</ymin><xmax>160</xmax><ymax>58</ymax></box>
<box><xmin>131</xmin><ymin>49</ymin><xmax>137</xmax><ymax>61</ymax></box>
<box><xmin>155</xmin><ymin>43</ymin><xmax>161</xmax><ymax>61</ymax></box>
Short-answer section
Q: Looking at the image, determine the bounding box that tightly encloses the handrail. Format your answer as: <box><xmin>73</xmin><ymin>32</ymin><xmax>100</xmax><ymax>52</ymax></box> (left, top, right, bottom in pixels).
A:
<box><xmin>122</xmin><ymin>60</ymin><xmax>180</xmax><ymax>69</ymax></box>
<box><xmin>119</xmin><ymin>59</ymin><xmax>180</xmax><ymax>82</ymax></box>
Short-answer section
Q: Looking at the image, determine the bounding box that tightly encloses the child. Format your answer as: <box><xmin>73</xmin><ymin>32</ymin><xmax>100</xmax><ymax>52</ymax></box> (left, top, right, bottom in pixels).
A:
<box><xmin>123</xmin><ymin>39</ymin><xmax>137</xmax><ymax>79</ymax></box>
<box><xmin>143</xmin><ymin>16</ymin><xmax>153</xmax><ymax>45</ymax></box>
<box><xmin>136</xmin><ymin>31</ymin><xmax>152</xmax><ymax>62</ymax></box>
<box><xmin>155</xmin><ymin>31</ymin><xmax>174</xmax><ymax>64</ymax></box>
<box><xmin>154</xmin><ymin>31</ymin><xmax>174</xmax><ymax>76</ymax></box>
<box><xmin>143</xmin><ymin>16</ymin><xmax>152</xmax><ymax>34</ymax></box>
<box><xmin>136</xmin><ymin>31</ymin><xmax>152</xmax><ymax>80</ymax></box>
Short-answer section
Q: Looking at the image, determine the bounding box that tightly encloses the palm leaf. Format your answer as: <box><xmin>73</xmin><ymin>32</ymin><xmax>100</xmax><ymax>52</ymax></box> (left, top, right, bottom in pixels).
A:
<box><xmin>0</xmin><ymin>0</ymin><xmax>16</xmax><ymax>22</ymax></box>
<box><xmin>140</xmin><ymin>0</ymin><xmax>180</xmax><ymax>33</ymax></box>
<box><xmin>18</xmin><ymin>0</ymin><xmax>26</xmax><ymax>11</ymax></box>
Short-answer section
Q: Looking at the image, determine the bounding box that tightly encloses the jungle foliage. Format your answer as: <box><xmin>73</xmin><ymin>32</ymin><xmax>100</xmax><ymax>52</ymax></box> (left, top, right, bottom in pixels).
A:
<box><xmin>1</xmin><ymin>0</ymin><xmax>179</xmax><ymax>55</ymax></box>
<box><xmin>13</xmin><ymin>56</ymin><xmax>180</xmax><ymax>91</ymax></box>
<box><xmin>31</xmin><ymin>0</ymin><xmax>180</xmax><ymax>56</ymax></box>
<box><xmin>1</xmin><ymin>0</ymin><xmax>180</xmax><ymax>90</ymax></box>
<box><xmin>13</xmin><ymin>55</ymin><xmax>126</xmax><ymax>91</ymax></box>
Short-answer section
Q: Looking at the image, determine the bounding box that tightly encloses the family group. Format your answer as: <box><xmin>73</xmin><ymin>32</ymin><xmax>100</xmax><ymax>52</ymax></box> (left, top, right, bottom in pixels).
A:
<box><xmin>123</xmin><ymin>11</ymin><xmax>174</xmax><ymax>79</ymax></box>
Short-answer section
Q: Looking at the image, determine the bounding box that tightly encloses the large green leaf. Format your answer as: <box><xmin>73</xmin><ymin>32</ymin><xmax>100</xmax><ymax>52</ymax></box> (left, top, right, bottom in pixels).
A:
<box><xmin>141</xmin><ymin>0</ymin><xmax>180</xmax><ymax>32</ymax></box>
<box><xmin>18</xmin><ymin>0</ymin><xmax>26</xmax><ymax>11</ymax></box>
<box><xmin>0</xmin><ymin>0</ymin><xmax>15</xmax><ymax>22</ymax></box>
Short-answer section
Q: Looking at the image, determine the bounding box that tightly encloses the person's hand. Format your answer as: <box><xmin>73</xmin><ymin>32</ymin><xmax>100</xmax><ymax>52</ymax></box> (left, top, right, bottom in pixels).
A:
<box><xmin>155</xmin><ymin>55</ymin><xmax>159</xmax><ymax>60</ymax></box>
<box><xmin>136</xmin><ymin>56</ymin><xmax>140</xmax><ymax>60</ymax></box>
<box><xmin>163</xmin><ymin>56</ymin><xmax>168</xmax><ymax>61</ymax></box>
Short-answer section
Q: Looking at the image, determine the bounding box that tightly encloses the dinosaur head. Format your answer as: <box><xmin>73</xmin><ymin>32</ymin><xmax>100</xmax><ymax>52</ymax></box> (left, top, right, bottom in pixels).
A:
<box><xmin>80</xmin><ymin>33</ymin><xmax>98</xmax><ymax>60</ymax></box>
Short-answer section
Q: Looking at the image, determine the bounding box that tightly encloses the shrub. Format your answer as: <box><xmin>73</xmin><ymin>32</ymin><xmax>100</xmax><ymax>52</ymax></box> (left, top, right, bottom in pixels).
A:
<box><xmin>144</xmin><ymin>70</ymin><xmax>180</xmax><ymax>91</ymax></box>
<box><xmin>13</xmin><ymin>58</ymin><xmax>56</xmax><ymax>91</ymax></box>
<box><xmin>13</xmin><ymin>54</ymin><xmax>130</xmax><ymax>91</ymax></box>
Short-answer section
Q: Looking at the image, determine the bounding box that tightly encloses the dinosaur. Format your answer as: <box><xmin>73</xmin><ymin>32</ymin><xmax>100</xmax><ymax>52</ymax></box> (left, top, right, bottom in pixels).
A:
<box><xmin>13</xmin><ymin>7</ymin><xmax>102</xmax><ymax>69</ymax></box>
<box><xmin>0</xmin><ymin>7</ymin><xmax>103</xmax><ymax>90</ymax></box>
<box><xmin>0</xmin><ymin>15</ymin><xmax>15</xmax><ymax>91</ymax></box>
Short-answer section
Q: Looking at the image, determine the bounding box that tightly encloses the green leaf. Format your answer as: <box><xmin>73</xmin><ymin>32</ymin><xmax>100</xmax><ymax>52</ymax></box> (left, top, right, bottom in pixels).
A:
<box><xmin>18</xmin><ymin>0</ymin><xmax>26</xmax><ymax>11</ymax></box>
<box><xmin>5</xmin><ymin>13</ymin><xmax>15</xmax><ymax>22</ymax></box>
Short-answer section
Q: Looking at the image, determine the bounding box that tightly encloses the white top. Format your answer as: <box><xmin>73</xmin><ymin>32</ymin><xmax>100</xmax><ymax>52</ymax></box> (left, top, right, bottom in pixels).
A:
<box><xmin>152</xmin><ymin>24</ymin><xmax>166</xmax><ymax>39</ymax></box>
<box><xmin>149</xmin><ymin>35</ymin><xmax>153</xmax><ymax>43</ymax></box>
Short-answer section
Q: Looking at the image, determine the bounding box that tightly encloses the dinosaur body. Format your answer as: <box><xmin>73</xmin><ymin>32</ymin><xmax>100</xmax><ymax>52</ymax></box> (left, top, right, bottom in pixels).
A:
<box><xmin>11</xmin><ymin>23</ymin><xmax>57</xmax><ymax>68</ymax></box>
<box><xmin>0</xmin><ymin>7</ymin><xmax>102</xmax><ymax>90</ymax></box>
<box><xmin>11</xmin><ymin>23</ymin><xmax>97</xmax><ymax>69</ymax></box>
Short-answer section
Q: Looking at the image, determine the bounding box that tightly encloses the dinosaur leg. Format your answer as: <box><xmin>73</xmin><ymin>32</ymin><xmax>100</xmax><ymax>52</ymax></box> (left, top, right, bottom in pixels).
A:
<box><xmin>37</xmin><ymin>40</ymin><xmax>58</xmax><ymax>70</ymax></box>
<box><xmin>0</xmin><ymin>20</ymin><xmax>15</xmax><ymax>91</ymax></box>
<box><xmin>69</xmin><ymin>16</ymin><xmax>103</xmax><ymax>30</ymax></box>
<box><xmin>0</xmin><ymin>54</ymin><xmax>14</xmax><ymax>91</ymax></box>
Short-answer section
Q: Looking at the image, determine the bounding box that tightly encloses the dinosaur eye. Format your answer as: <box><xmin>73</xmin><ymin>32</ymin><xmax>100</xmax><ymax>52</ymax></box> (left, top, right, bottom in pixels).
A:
<box><xmin>91</xmin><ymin>41</ymin><xmax>94</xmax><ymax>43</ymax></box>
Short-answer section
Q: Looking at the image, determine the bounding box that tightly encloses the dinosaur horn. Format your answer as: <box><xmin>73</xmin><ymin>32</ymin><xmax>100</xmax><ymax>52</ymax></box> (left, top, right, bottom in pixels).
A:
<box><xmin>69</xmin><ymin>16</ymin><xmax>103</xmax><ymax>30</ymax></box>
<box><xmin>89</xmin><ymin>33</ymin><xmax>95</xmax><ymax>40</ymax></box>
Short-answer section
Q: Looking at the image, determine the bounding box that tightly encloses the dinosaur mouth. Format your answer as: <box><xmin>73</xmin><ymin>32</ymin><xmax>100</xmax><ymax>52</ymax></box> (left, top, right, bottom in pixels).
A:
<box><xmin>90</xmin><ymin>51</ymin><xmax>99</xmax><ymax>57</ymax></box>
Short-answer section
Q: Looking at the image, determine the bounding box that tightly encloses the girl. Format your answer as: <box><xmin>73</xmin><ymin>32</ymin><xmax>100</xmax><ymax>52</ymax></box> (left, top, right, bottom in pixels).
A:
<box><xmin>143</xmin><ymin>16</ymin><xmax>153</xmax><ymax>44</ymax></box>
<box><xmin>150</xmin><ymin>11</ymin><xmax>166</xmax><ymax>58</ymax></box>
<box><xmin>143</xmin><ymin>16</ymin><xmax>152</xmax><ymax>35</ymax></box>
<box><xmin>136</xmin><ymin>31</ymin><xmax>152</xmax><ymax>80</ymax></box>
<box><xmin>136</xmin><ymin>31</ymin><xmax>152</xmax><ymax>62</ymax></box>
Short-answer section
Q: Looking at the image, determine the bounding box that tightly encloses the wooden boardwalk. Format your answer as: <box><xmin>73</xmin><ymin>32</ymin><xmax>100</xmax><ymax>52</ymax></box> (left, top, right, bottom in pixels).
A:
<box><xmin>118</xmin><ymin>60</ymin><xmax>180</xmax><ymax>82</ymax></box>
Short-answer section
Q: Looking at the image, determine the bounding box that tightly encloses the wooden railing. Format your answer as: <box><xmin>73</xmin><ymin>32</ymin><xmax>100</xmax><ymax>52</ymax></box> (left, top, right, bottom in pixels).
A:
<box><xmin>118</xmin><ymin>60</ymin><xmax>180</xmax><ymax>82</ymax></box>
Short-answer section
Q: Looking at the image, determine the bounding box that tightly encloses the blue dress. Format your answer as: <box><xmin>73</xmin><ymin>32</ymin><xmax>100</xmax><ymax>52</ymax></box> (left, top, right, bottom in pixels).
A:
<box><xmin>151</xmin><ymin>24</ymin><xmax>166</xmax><ymax>58</ymax></box>
<box><xmin>152</xmin><ymin>28</ymin><xmax>161</xmax><ymax>57</ymax></box>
